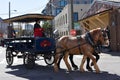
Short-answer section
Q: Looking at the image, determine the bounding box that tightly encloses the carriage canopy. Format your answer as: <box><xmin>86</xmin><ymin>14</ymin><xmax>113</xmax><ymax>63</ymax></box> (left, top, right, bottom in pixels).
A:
<box><xmin>3</xmin><ymin>14</ymin><xmax>54</xmax><ymax>23</ymax></box>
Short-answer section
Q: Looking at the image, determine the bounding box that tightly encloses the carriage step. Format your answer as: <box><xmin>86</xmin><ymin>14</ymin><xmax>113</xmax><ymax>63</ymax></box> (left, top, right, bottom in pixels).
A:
<box><xmin>17</xmin><ymin>55</ymin><xmax>23</xmax><ymax>58</ymax></box>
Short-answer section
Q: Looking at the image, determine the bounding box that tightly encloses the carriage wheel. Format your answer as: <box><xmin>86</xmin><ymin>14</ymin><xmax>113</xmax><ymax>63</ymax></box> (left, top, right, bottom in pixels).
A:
<box><xmin>6</xmin><ymin>49</ymin><xmax>14</xmax><ymax>66</ymax></box>
<box><xmin>44</xmin><ymin>55</ymin><xmax>54</xmax><ymax>65</ymax></box>
<box><xmin>23</xmin><ymin>54</ymin><xmax>35</xmax><ymax>69</ymax></box>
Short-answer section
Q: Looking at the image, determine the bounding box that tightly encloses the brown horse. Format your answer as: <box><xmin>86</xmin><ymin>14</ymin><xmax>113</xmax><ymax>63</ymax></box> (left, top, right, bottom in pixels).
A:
<box><xmin>54</xmin><ymin>28</ymin><xmax>107</xmax><ymax>73</ymax></box>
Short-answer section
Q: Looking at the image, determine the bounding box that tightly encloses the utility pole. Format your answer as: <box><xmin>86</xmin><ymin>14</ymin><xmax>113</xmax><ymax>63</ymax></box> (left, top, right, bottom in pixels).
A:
<box><xmin>70</xmin><ymin>0</ymin><xmax>74</xmax><ymax>30</ymax></box>
<box><xmin>8</xmin><ymin>1</ymin><xmax>12</xmax><ymax>38</ymax></box>
<box><xmin>9</xmin><ymin>2</ymin><xmax>11</xmax><ymax>20</ymax></box>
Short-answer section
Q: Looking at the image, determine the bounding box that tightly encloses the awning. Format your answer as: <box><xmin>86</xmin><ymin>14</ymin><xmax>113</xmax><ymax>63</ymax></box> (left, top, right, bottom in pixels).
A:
<box><xmin>3</xmin><ymin>14</ymin><xmax>54</xmax><ymax>23</ymax></box>
<box><xmin>78</xmin><ymin>9</ymin><xmax>112</xmax><ymax>30</ymax></box>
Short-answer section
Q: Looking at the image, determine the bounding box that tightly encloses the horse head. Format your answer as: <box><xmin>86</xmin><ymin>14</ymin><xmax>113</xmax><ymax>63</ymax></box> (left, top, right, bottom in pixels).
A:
<box><xmin>91</xmin><ymin>28</ymin><xmax>108</xmax><ymax>46</ymax></box>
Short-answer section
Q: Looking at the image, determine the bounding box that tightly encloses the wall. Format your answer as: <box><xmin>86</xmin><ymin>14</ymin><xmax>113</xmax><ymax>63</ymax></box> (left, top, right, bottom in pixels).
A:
<box><xmin>116</xmin><ymin>9</ymin><xmax>120</xmax><ymax>51</ymax></box>
<box><xmin>109</xmin><ymin>9</ymin><xmax>120</xmax><ymax>51</ymax></box>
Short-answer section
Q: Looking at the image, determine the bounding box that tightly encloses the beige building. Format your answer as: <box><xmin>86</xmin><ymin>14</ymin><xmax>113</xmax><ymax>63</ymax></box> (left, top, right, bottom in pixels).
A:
<box><xmin>78</xmin><ymin>0</ymin><xmax>120</xmax><ymax>51</ymax></box>
<box><xmin>54</xmin><ymin>4</ymin><xmax>91</xmax><ymax>36</ymax></box>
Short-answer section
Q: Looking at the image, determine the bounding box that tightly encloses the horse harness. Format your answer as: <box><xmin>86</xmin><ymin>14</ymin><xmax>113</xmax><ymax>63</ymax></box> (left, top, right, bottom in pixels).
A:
<box><xmin>85</xmin><ymin>32</ymin><xmax>95</xmax><ymax>47</ymax></box>
<box><xmin>77</xmin><ymin>35</ymin><xmax>82</xmax><ymax>54</ymax></box>
<box><xmin>85</xmin><ymin>32</ymin><xmax>101</xmax><ymax>53</ymax></box>
<box><xmin>76</xmin><ymin>33</ymin><xmax>99</xmax><ymax>54</ymax></box>
<box><xmin>70</xmin><ymin>32</ymin><xmax>101</xmax><ymax>54</ymax></box>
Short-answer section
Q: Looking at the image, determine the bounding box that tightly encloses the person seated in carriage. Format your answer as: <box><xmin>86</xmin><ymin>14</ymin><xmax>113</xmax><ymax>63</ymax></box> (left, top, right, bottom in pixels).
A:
<box><xmin>34</xmin><ymin>20</ymin><xmax>45</xmax><ymax>37</ymax></box>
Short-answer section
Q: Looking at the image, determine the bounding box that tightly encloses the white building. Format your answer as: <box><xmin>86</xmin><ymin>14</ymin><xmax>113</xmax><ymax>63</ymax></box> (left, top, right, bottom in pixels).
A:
<box><xmin>54</xmin><ymin>4</ymin><xmax>91</xmax><ymax>36</ymax></box>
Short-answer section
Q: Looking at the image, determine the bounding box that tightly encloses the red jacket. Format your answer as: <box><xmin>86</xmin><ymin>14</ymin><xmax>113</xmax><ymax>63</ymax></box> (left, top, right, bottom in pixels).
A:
<box><xmin>34</xmin><ymin>28</ymin><xmax>44</xmax><ymax>37</ymax></box>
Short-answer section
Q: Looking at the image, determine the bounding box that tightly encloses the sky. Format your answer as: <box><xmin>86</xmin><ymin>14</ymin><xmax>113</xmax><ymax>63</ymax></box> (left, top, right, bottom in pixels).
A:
<box><xmin>0</xmin><ymin>0</ymin><xmax>119</xmax><ymax>19</ymax></box>
<box><xmin>0</xmin><ymin>0</ymin><xmax>49</xmax><ymax>19</ymax></box>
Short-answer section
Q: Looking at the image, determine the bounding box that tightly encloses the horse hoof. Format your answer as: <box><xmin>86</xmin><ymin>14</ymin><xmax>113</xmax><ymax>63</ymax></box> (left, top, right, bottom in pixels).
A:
<box><xmin>80</xmin><ymin>68</ymin><xmax>85</xmax><ymax>72</ymax></box>
<box><xmin>87</xmin><ymin>68</ymin><xmax>93</xmax><ymax>72</ymax></box>
<box><xmin>54</xmin><ymin>68</ymin><xmax>59</xmax><ymax>72</ymax></box>
<box><xmin>73</xmin><ymin>66</ymin><xmax>78</xmax><ymax>70</ymax></box>
<box><xmin>54</xmin><ymin>65</ymin><xmax>59</xmax><ymax>72</ymax></box>
<box><xmin>73</xmin><ymin>67</ymin><xmax>78</xmax><ymax>70</ymax></box>
<box><xmin>96</xmin><ymin>71</ymin><xmax>100</xmax><ymax>73</ymax></box>
<box><xmin>68</xmin><ymin>68</ymin><xmax>72</xmax><ymax>71</ymax></box>
<box><xmin>86</xmin><ymin>66</ymin><xmax>93</xmax><ymax>72</ymax></box>
<box><xmin>96</xmin><ymin>70</ymin><xmax>100</xmax><ymax>73</ymax></box>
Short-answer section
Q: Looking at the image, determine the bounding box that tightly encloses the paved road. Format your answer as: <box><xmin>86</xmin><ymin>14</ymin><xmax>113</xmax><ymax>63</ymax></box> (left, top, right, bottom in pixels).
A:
<box><xmin>0</xmin><ymin>46</ymin><xmax>120</xmax><ymax>80</ymax></box>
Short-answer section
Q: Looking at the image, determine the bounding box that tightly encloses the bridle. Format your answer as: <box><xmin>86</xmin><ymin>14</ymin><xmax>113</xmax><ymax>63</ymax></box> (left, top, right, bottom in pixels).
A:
<box><xmin>102</xmin><ymin>30</ymin><xmax>108</xmax><ymax>41</ymax></box>
<box><xmin>85</xmin><ymin>30</ymin><xmax>106</xmax><ymax>52</ymax></box>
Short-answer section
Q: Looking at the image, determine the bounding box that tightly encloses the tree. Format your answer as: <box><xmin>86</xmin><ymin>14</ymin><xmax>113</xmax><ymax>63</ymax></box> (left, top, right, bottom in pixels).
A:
<box><xmin>42</xmin><ymin>21</ymin><xmax>53</xmax><ymax>37</ymax></box>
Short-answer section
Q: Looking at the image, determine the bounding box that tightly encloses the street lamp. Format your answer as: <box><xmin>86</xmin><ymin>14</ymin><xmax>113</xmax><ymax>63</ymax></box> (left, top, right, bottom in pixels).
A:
<box><xmin>8</xmin><ymin>1</ymin><xmax>17</xmax><ymax>38</ymax></box>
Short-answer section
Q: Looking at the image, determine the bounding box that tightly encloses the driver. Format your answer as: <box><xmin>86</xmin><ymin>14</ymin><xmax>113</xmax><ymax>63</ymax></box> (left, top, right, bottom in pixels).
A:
<box><xmin>34</xmin><ymin>20</ymin><xmax>44</xmax><ymax>37</ymax></box>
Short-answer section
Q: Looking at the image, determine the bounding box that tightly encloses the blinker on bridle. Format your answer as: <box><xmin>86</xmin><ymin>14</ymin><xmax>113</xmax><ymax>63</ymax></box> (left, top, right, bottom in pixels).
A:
<box><xmin>101</xmin><ymin>30</ymin><xmax>108</xmax><ymax>40</ymax></box>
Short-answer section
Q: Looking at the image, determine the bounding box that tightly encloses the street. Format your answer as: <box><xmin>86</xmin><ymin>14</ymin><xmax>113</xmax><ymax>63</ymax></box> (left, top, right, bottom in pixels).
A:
<box><xmin>0</xmin><ymin>46</ymin><xmax>120</xmax><ymax>80</ymax></box>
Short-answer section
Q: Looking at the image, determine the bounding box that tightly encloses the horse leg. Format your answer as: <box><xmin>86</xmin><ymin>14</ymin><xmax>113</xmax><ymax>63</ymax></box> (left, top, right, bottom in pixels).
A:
<box><xmin>80</xmin><ymin>55</ymin><xmax>87</xmax><ymax>72</ymax></box>
<box><xmin>54</xmin><ymin>52</ymin><xmax>62</xmax><ymax>72</ymax></box>
<box><xmin>69</xmin><ymin>55</ymin><xmax>93</xmax><ymax>71</ymax></box>
<box><xmin>57</xmin><ymin>53</ymin><xmax>64</xmax><ymax>69</ymax></box>
<box><xmin>63</xmin><ymin>52</ymin><xmax>72</xmax><ymax>71</ymax></box>
<box><xmin>87</xmin><ymin>53</ymin><xmax>100</xmax><ymax>73</ymax></box>
<box><xmin>69</xmin><ymin>54</ymin><xmax>78</xmax><ymax>70</ymax></box>
<box><xmin>86</xmin><ymin>57</ymin><xmax>93</xmax><ymax>71</ymax></box>
<box><xmin>91</xmin><ymin>53</ymin><xmax>100</xmax><ymax>66</ymax></box>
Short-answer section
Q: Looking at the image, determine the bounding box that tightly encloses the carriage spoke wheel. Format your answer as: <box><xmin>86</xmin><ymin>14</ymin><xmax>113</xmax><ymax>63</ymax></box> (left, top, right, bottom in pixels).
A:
<box><xmin>44</xmin><ymin>55</ymin><xmax>54</xmax><ymax>65</ymax></box>
<box><xmin>23</xmin><ymin>54</ymin><xmax>35</xmax><ymax>69</ymax></box>
<box><xmin>6</xmin><ymin>49</ymin><xmax>13</xmax><ymax>66</ymax></box>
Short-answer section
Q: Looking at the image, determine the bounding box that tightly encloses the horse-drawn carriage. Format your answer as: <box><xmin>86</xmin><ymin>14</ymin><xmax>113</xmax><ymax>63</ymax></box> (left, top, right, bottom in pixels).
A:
<box><xmin>3</xmin><ymin>14</ymin><xmax>56</xmax><ymax>69</ymax></box>
<box><xmin>3</xmin><ymin>13</ymin><xmax>108</xmax><ymax>73</ymax></box>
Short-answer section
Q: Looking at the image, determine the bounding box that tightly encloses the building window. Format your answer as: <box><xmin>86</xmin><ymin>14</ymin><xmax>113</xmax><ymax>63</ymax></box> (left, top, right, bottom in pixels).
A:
<box><xmin>74</xmin><ymin>0</ymin><xmax>80</xmax><ymax>4</ymax></box>
<box><xmin>76</xmin><ymin>1</ymin><xmax>80</xmax><ymax>4</ymax></box>
<box><xmin>65</xmin><ymin>1</ymin><xmax>67</xmax><ymax>5</ymax></box>
<box><xmin>73</xmin><ymin>12</ymin><xmax>78</xmax><ymax>22</ymax></box>
<box><xmin>59</xmin><ymin>0</ymin><xmax>66</xmax><ymax>7</ymax></box>
<box><xmin>90</xmin><ymin>0</ymin><xmax>94</xmax><ymax>3</ymax></box>
<box><xmin>56</xmin><ymin>8</ymin><xmax>62</xmax><ymax>14</ymax></box>
<box><xmin>81</xmin><ymin>0</ymin><xmax>88</xmax><ymax>4</ymax></box>
<box><xmin>84</xmin><ymin>1</ymin><xmax>88</xmax><ymax>4</ymax></box>
<box><xmin>63</xmin><ymin>15</ymin><xmax>65</xmax><ymax>24</ymax></box>
<box><xmin>65</xmin><ymin>14</ymin><xmax>67</xmax><ymax>24</ymax></box>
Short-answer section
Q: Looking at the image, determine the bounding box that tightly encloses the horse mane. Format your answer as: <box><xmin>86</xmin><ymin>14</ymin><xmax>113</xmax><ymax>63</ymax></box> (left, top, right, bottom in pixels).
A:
<box><xmin>58</xmin><ymin>36</ymin><xmax>68</xmax><ymax>41</ymax></box>
<box><xmin>90</xmin><ymin>28</ymin><xmax>101</xmax><ymax>35</ymax></box>
<box><xmin>90</xmin><ymin>28</ymin><xmax>101</xmax><ymax>33</ymax></box>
